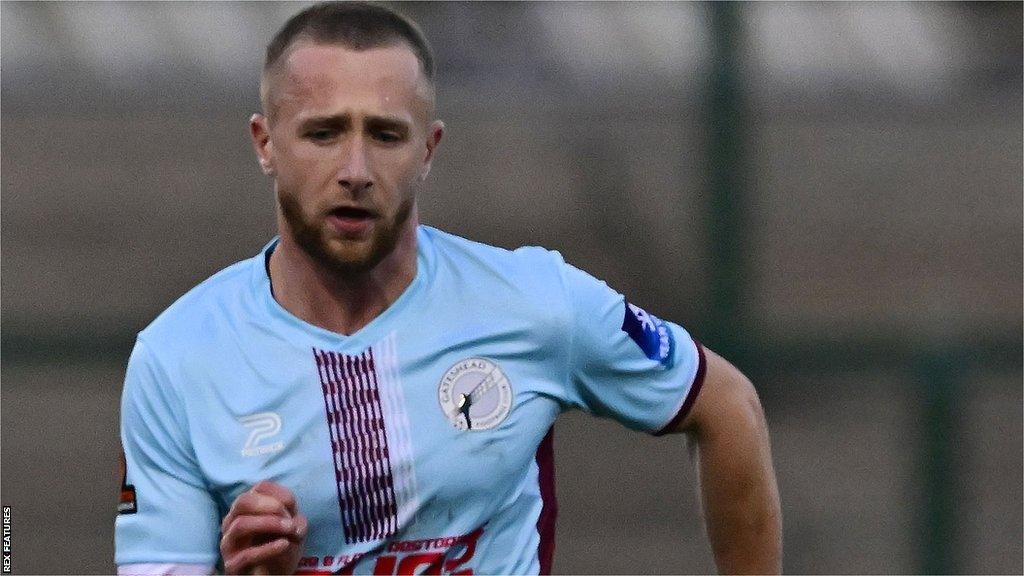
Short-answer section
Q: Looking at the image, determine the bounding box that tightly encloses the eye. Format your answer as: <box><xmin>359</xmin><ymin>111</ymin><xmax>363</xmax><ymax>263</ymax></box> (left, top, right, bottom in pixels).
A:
<box><xmin>306</xmin><ymin>129</ymin><xmax>336</xmax><ymax>142</ymax></box>
<box><xmin>374</xmin><ymin>131</ymin><xmax>402</xmax><ymax>143</ymax></box>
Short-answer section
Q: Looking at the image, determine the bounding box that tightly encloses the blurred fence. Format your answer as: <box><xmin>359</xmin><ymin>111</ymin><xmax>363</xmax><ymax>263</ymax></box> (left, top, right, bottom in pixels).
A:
<box><xmin>2</xmin><ymin>2</ymin><xmax>1021</xmax><ymax>573</ymax></box>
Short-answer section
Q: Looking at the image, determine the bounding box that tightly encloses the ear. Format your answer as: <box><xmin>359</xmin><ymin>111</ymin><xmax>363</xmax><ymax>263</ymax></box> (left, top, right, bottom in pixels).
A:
<box><xmin>249</xmin><ymin>113</ymin><xmax>275</xmax><ymax>176</ymax></box>
<box><xmin>419</xmin><ymin>120</ymin><xmax>445</xmax><ymax>182</ymax></box>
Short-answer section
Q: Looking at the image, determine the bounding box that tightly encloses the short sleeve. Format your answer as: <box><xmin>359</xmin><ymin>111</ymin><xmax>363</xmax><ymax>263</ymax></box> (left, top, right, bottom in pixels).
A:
<box><xmin>116</xmin><ymin>338</ymin><xmax>221</xmax><ymax>566</ymax></box>
<box><xmin>559</xmin><ymin>260</ymin><xmax>706</xmax><ymax>434</ymax></box>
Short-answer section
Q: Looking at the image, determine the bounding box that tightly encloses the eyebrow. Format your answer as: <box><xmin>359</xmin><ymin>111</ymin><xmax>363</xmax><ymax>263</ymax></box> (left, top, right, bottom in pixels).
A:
<box><xmin>297</xmin><ymin>113</ymin><xmax>411</xmax><ymax>133</ymax></box>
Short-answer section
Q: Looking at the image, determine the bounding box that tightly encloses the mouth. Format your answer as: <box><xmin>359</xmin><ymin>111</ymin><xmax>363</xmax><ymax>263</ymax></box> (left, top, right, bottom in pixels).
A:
<box><xmin>330</xmin><ymin>206</ymin><xmax>376</xmax><ymax>219</ymax></box>
<box><xmin>326</xmin><ymin>206</ymin><xmax>378</xmax><ymax>236</ymax></box>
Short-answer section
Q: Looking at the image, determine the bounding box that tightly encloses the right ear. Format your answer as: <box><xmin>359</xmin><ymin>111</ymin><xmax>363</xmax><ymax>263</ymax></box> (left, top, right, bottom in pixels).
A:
<box><xmin>250</xmin><ymin>113</ymin><xmax>275</xmax><ymax>176</ymax></box>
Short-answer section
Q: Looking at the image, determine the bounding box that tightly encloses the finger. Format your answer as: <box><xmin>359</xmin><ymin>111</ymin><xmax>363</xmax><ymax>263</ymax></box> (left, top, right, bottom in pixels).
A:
<box><xmin>252</xmin><ymin>481</ymin><xmax>298</xmax><ymax>517</ymax></box>
<box><xmin>221</xmin><ymin>515</ymin><xmax>298</xmax><ymax>555</ymax></box>
<box><xmin>290</xmin><ymin>513</ymin><xmax>309</xmax><ymax>543</ymax></box>
<box><xmin>221</xmin><ymin>491</ymin><xmax>291</xmax><ymax>532</ymax></box>
<box><xmin>223</xmin><ymin>537</ymin><xmax>289</xmax><ymax>575</ymax></box>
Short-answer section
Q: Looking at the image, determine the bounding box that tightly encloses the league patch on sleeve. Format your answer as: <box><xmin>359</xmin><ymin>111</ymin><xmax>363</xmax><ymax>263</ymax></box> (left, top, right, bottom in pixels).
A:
<box><xmin>118</xmin><ymin>449</ymin><xmax>137</xmax><ymax>515</ymax></box>
<box><xmin>621</xmin><ymin>302</ymin><xmax>675</xmax><ymax>368</ymax></box>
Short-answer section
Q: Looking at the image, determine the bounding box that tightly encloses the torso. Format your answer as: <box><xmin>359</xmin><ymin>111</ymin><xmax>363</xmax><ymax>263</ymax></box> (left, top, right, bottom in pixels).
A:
<box><xmin>163</xmin><ymin>227</ymin><xmax>568</xmax><ymax>574</ymax></box>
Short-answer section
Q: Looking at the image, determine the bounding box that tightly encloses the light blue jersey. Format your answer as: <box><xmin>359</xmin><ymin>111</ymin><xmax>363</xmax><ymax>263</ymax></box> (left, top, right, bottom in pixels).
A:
<box><xmin>116</xmin><ymin>226</ymin><xmax>706</xmax><ymax>575</ymax></box>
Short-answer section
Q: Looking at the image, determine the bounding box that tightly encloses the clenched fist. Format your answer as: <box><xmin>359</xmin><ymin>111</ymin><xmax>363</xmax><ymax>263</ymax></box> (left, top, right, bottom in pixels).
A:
<box><xmin>220</xmin><ymin>481</ymin><xmax>309</xmax><ymax>575</ymax></box>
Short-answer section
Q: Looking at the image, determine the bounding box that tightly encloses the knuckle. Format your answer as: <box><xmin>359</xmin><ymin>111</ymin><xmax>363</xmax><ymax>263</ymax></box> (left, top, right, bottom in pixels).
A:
<box><xmin>231</xmin><ymin>516</ymin><xmax>260</xmax><ymax>535</ymax></box>
<box><xmin>221</xmin><ymin>521</ymin><xmax>236</xmax><ymax>542</ymax></box>
<box><xmin>222</xmin><ymin>511</ymin><xmax>242</xmax><ymax>530</ymax></box>
<box><xmin>233</xmin><ymin>492</ymin><xmax>256</xmax><ymax>510</ymax></box>
<box><xmin>253</xmin><ymin>480</ymin><xmax>275</xmax><ymax>495</ymax></box>
<box><xmin>257</xmin><ymin>494</ymin><xmax>283</xmax><ymax>515</ymax></box>
<box><xmin>295</xmin><ymin>515</ymin><xmax>310</xmax><ymax>538</ymax></box>
<box><xmin>223</xmin><ymin>517</ymin><xmax>255</xmax><ymax>543</ymax></box>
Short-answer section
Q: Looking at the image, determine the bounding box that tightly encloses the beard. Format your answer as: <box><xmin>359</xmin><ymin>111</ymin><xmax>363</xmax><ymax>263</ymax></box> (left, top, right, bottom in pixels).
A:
<box><xmin>278</xmin><ymin>189</ymin><xmax>415</xmax><ymax>276</ymax></box>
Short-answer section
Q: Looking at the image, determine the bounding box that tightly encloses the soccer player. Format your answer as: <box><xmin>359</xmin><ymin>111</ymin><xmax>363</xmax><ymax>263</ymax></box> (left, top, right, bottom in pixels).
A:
<box><xmin>115</xmin><ymin>2</ymin><xmax>781</xmax><ymax>574</ymax></box>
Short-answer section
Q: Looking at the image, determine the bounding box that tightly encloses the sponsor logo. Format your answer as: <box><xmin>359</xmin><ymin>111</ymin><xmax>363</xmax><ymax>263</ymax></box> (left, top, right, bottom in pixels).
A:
<box><xmin>621</xmin><ymin>302</ymin><xmax>675</xmax><ymax>368</ymax></box>
<box><xmin>296</xmin><ymin>526</ymin><xmax>484</xmax><ymax>575</ymax></box>
<box><xmin>438</xmin><ymin>358</ymin><xmax>513</xmax><ymax>431</ymax></box>
<box><xmin>240</xmin><ymin>412</ymin><xmax>285</xmax><ymax>457</ymax></box>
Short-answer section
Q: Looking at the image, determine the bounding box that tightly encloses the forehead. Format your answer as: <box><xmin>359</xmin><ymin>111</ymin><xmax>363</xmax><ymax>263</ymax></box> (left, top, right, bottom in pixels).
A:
<box><xmin>272</xmin><ymin>42</ymin><xmax>430</xmax><ymax>122</ymax></box>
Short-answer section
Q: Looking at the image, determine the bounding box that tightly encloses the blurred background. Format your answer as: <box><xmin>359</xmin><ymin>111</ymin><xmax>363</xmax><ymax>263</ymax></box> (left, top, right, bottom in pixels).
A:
<box><xmin>2</xmin><ymin>1</ymin><xmax>1021</xmax><ymax>573</ymax></box>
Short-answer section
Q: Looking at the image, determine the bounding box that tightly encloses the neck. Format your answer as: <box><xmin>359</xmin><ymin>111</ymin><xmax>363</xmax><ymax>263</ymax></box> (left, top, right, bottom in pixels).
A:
<box><xmin>269</xmin><ymin>216</ymin><xmax>419</xmax><ymax>336</ymax></box>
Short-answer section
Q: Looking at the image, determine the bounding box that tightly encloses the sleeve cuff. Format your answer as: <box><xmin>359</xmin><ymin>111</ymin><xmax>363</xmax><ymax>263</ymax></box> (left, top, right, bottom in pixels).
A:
<box><xmin>652</xmin><ymin>337</ymin><xmax>707</xmax><ymax>436</ymax></box>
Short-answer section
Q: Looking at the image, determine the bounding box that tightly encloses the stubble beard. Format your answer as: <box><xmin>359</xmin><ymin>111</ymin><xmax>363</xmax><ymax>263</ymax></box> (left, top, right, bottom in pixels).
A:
<box><xmin>278</xmin><ymin>190</ymin><xmax>416</xmax><ymax>277</ymax></box>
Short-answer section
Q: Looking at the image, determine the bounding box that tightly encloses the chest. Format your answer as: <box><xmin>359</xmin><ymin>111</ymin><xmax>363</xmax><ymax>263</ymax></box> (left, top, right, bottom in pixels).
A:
<box><xmin>183</xmin><ymin>331</ymin><xmax>561</xmax><ymax>549</ymax></box>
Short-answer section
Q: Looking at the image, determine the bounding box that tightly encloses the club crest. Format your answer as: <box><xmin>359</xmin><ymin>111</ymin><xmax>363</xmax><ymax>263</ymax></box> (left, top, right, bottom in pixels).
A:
<box><xmin>438</xmin><ymin>358</ymin><xmax>513</xmax><ymax>431</ymax></box>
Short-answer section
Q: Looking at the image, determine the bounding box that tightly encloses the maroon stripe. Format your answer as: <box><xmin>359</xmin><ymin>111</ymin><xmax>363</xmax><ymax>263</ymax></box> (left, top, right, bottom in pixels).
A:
<box><xmin>327</xmin><ymin>351</ymin><xmax>360</xmax><ymax>538</ymax></box>
<box><xmin>357</xmin><ymin>353</ymin><xmax>386</xmax><ymax>541</ymax></box>
<box><xmin>349</xmin><ymin>352</ymin><xmax>381</xmax><ymax>541</ymax></box>
<box><xmin>535</xmin><ymin>427</ymin><xmax>558</xmax><ymax>575</ymax></box>
<box><xmin>315</xmin><ymin>347</ymin><xmax>399</xmax><ymax>544</ymax></box>
<box><xmin>366</xmin><ymin>355</ymin><xmax>392</xmax><ymax>538</ymax></box>
<box><xmin>341</xmin><ymin>352</ymin><xmax>372</xmax><ymax>542</ymax></box>
<box><xmin>653</xmin><ymin>338</ymin><xmax>708</xmax><ymax>436</ymax></box>
<box><xmin>324</xmin><ymin>353</ymin><xmax>348</xmax><ymax>538</ymax></box>
<box><xmin>366</xmin><ymin>348</ymin><xmax>399</xmax><ymax>537</ymax></box>
<box><xmin>368</xmin><ymin>352</ymin><xmax>397</xmax><ymax>540</ymax></box>
<box><xmin>313</xmin><ymin>349</ymin><xmax>347</xmax><ymax>534</ymax></box>
<box><xmin>330</xmin><ymin>352</ymin><xmax>359</xmax><ymax>537</ymax></box>
<box><xmin>333</xmin><ymin>352</ymin><xmax>367</xmax><ymax>541</ymax></box>
<box><xmin>327</xmin><ymin>352</ymin><xmax>357</xmax><ymax>540</ymax></box>
<box><xmin>359</xmin><ymin>354</ymin><xmax>384</xmax><ymax>541</ymax></box>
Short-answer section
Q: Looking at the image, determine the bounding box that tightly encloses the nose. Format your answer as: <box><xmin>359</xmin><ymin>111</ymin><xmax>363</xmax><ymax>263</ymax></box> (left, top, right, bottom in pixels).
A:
<box><xmin>336</xmin><ymin>137</ymin><xmax>373</xmax><ymax>194</ymax></box>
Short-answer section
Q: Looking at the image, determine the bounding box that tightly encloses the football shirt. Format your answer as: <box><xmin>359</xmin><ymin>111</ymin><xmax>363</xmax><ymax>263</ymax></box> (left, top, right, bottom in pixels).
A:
<box><xmin>116</xmin><ymin>225</ymin><xmax>705</xmax><ymax>574</ymax></box>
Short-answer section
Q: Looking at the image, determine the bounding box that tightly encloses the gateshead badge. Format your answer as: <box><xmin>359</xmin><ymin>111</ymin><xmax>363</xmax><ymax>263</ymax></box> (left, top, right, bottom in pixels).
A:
<box><xmin>438</xmin><ymin>358</ymin><xmax>513</xmax><ymax>431</ymax></box>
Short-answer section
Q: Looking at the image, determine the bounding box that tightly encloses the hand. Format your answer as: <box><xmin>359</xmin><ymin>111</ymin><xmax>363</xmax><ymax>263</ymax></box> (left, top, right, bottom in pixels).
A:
<box><xmin>221</xmin><ymin>481</ymin><xmax>309</xmax><ymax>575</ymax></box>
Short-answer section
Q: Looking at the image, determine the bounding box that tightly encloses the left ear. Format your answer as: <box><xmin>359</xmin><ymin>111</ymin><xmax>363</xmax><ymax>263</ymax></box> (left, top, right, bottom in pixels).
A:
<box><xmin>419</xmin><ymin>120</ymin><xmax>445</xmax><ymax>181</ymax></box>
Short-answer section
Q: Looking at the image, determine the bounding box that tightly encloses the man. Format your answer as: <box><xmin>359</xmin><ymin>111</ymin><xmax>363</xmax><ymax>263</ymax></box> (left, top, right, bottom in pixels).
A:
<box><xmin>115</xmin><ymin>2</ymin><xmax>781</xmax><ymax>574</ymax></box>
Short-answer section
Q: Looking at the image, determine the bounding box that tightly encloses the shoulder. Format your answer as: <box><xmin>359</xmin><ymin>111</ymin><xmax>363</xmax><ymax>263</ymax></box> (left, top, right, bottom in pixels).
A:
<box><xmin>137</xmin><ymin>251</ymin><xmax>260</xmax><ymax>360</ymax></box>
<box><xmin>420</xmin><ymin>226</ymin><xmax>576</xmax><ymax>337</ymax></box>
<box><xmin>421</xmin><ymin>225</ymin><xmax>569</xmax><ymax>291</ymax></box>
<box><xmin>425</xmin><ymin>226</ymin><xmax>620</xmax><ymax>314</ymax></box>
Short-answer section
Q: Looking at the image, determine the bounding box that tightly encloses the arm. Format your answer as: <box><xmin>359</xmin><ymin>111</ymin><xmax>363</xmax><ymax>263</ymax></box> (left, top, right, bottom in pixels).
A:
<box><xmin>117</xmin><ymin>481</ymin><xmax>308</xmax><ymax>576</ymax></box>
<box><xmin>671</xmin><ymin>346</ymin><xmax>782</xmax><ymax>574</ymax></box>
<box><xmin>116</xmin><ymin>339</ymin><xmax>222</xmax><ymax>569</ymax></box>
<box><xmin>117</xmin><ymin>340</ymin><xmax>306</xmax><ymax>575</ymax></box>
<box><xmin>548</xmin><ymin>256</ymin><xmax>781</xmax><ymax>570</ymax></box>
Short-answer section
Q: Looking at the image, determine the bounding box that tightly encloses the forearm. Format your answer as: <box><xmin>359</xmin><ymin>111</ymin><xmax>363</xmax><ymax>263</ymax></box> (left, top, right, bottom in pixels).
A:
<box><xmin>692</xmin><ymin>389</ymin><xmax>782</xmax><ymax>574</ymax></box>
